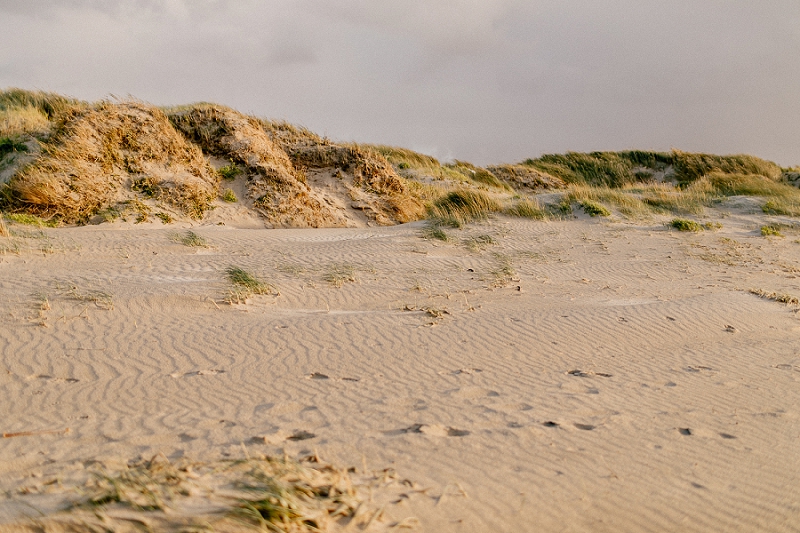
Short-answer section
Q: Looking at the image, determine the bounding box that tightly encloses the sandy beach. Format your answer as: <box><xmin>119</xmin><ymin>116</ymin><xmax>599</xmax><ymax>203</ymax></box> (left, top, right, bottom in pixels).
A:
<box><xmin>1</xmin><ymin>208</ymin><xmax>798</xmax><ymax>532</ymax></box>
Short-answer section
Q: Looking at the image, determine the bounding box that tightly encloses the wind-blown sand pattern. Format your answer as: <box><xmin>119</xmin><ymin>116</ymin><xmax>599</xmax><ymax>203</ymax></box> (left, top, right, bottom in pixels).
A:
<box><xmin>1</xmin><ymin>211</ymin><xmax>799</xmax><ymax>531</ymax></box>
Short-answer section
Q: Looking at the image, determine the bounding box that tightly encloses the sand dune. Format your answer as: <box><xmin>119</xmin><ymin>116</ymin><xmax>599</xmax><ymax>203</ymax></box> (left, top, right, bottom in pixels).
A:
<box><xmin>0</xmin><ymin>207</ymin><xmax>798</xmax><ymax>531</ymax></box>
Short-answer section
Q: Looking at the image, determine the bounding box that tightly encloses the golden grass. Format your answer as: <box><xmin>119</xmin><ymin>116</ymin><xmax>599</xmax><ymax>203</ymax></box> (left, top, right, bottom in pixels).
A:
<box><xmin>9</xmin><ymin>100</ymin><xmax>217</xmax><ymax>222</ymax></box>
<box><xmin>504</xmin><ymin>198</ymin><xmax>548</xmax><ymax>220</ymax></box>
<box><xmin>0</xmin><ymin>105</ymin><xmax>50</xmax><ymax>138</ymax></box>
<box><xmin>672</xmin><ymin>150</ymin><xmax>782</xmax><ymax>184</ymax></box>
<box><xmin>0</xmin><ymin>213</ymin><xmax>8</xmax><ymax>237</ymax></box>
<box><xmin>566</xmin><ymin>184</ymin><xmax>652</xmax><ymax>218</ymax></box>
<box><xmin>428</xmin><ymin>189</ymin><xmax>502</xmax><ymax>227</ymax></box>
<box><xmin>749</xmin><ymin>288</ymin><xmax>799</xmax><ymax>305</ymax></box>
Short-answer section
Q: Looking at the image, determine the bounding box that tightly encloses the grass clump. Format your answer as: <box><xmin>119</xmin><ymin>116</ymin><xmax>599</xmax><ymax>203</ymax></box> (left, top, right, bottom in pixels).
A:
<box><xmin>670</xmin><ymin>218</ymin><xmax>703</xmax><ymax>232</ymax></box>
<box><xmin>0</xmin><ymin>214</ymin><xmax>8</xmax><ymax>237</ymax></box>
<box><xmin>672</xmin><ymin>150</ymin><xmax>782</xmax><ymax>184</ymax></box>
<box><xmin>218</xmin><ymin>161</ymin><xmax>242</xmax><ymax>180</ymax></box>
<box><xmin>221</xmin><ymin>188</ymin><xmax>237</xmax><ymax>202</ymax></box>
<box><xmin>505</xmin><ymin>198</ymin><xmax>548</xmax><ymax>220</ymax></box>
<box><xmin>173</xmin><ymin>230</ymin><xmax>208</xmax><ymax>247</ymax></box>
<box><xmin>522</xmin><ymin>151</ymin><xmax>671</xmax><ymax>188</ymax></box>
<box><xmin>155</xmin><ymin>212</ymin><xmax>173</xmax><ymax>224</ymax></box>
<box><xmin>3</xmin><ymin>212</ymin><xmax>58</xmax><ymax>227</ymax></box>
<box><xmin>763</xmin><ymin>199</ymin><xmax>800</xmax><ymax>217</ymax></box>
<box><xmin>324</xmin><ymin>263</ymin><xmax>357</xmax><ymax>287</ymax></box>
<box><xmin>422</xmin><ymin>223</ymin><xmax>449</xmax><ymax>241</ymax></box>
<box><xmin>0</xmin><ymin>136</ymin><xmax>28</xmax><ymax>157</ymax></box>
<box><xmin>428</xmin><ymin>189</ymin><xmax>501</xmax><ymax>227</ymax></box>
<box><xmin>226</xmin><ymin>266</ymin><xmax>275</xmax><ymax>302</ymax></box>
<box><xmin>578</xmin><ymin>199</ymin><xmax>610</xmax><ymax>217</ymax></box>
<box><xmin>761</xmin><ymin>225</ymin><xmax>783</xmax><ymax>237</ymax></box>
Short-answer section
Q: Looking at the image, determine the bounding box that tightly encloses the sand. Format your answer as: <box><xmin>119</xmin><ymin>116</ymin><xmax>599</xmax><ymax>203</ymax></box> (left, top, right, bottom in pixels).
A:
<box><xmin>0</xmin><ymin>209</ymin><xmax>799</xmax><ymax>532</ymax></box>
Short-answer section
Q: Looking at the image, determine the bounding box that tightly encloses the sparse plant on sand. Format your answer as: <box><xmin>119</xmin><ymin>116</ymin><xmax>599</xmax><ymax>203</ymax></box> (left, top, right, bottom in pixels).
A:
<box><xmin>761</xmin><ymin>224</ymin><xmax>783</xmax><ymax>237</ymax></box>
<box><xmin>324</xmin><ymin>263</ymin><xmax>357</xmax><ymax>287</ymax></box>
<box><xmin>0</xmin><ymin>213</ymin><xmax>8</xmax><ymax>237</ymax></box>
<box><xmin>226</xmin><ymin>266</ymin><xmax>275</xmax><ymax>303</ymax></box>
<box><xmin>422</xmin><ymin>223</ymin><xmax>449</xmax><ymax>241</ymax></box>
<box><xmin>221</xmin><ymin>188</ymin><xmax>238</xmax><ymax>203</ymax></box>
<box><xmin>748</xmin><ymin>288</ymin><xmax>799</xmax><ymax>305</ymax></box>
<box><xmin>218</xmin><ymin>161</ymin><xmax>242</xmax><ymax>180</ymax></box>
<box><xmin>173</xmin><ymin>230</ymin><xmax>208</xmax><ymax>247</ymax></box>
<box><xmin>155</xmin><ymin>212</ymin><xmax>173</xmax><ymax>224</ymax></box>
<box><xmin>670</xmin><ymin>218</ymin><xmax>702</xmax><ymax>232</ymax></box>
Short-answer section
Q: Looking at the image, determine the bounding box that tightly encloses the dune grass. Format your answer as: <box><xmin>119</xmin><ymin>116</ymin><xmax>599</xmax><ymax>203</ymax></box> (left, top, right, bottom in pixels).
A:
<box><xmin>505</xmin><ymin>198</ymin><xmax>549</xmax><ymax>220</ymax></box>
<box><xmin>3</xmin><ymin>212</ymin><xmax>58</xmax><ymax>227</ymax></box>
<box><xmin>173</xmin><ymin>230</ymin><xmax>208</xmax><ymax>247</ymax></box>
<box><xmin>761</xmin><ymin>224</ymin><xmax>783</xmax><ymax>237</ymax></box>
<box><xmin>522</xmin><ymin>150</ymin><xmax>672</xmax><ymax>187</ymax></box>
<box><xmin>428</xmin><ymin>190</ymin><xmax>502</xmax><ymax>227</ymax></box>
<box><xmin>324</xmin><ymin>263</ymin><xmax>357</xmax><ymax>287</ymax></box>
<box><xmin>0</xmin><ymin>214</ymin><xmax>8</xmax><ymax>237</ymax></box>
<box><xmin>226</xmin><ymin>266</ymin><xmax>275</xmax><ymax>303</ymax></box>
<box><xmin>670</xmin><ymin>218</ymin><xmax>703</xmax><ymax>232</ymax></box>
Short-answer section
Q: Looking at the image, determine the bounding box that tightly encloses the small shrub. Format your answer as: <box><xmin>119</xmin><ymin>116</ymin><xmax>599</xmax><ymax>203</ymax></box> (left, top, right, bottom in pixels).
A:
<box><xmin>670</xmin><ymin>218</ymin><xmax>702</xmax><ymax>232</ymax></box>
<box><xmin>218</xmin><ymin>161</ymin><xmax>242</xmax><ymax>180</ymax></box>
<box><xmin>155</xmin><ymin>212</ymin><xmax>173</xmax><ymax>224</ymax></box>
<box><xmin>761</xmin><ymin>225</ymin><xmax>783</xmax><ymax>237</ymax></box>
<box><xmin>763</xmin><ymin>199</ymin><xmax>800</xmax><ymax>217</ymax></box>
<box><xmin>703</xmin><ymin>221</ymin><xmax>722</xmax><ymax>231</ymax></box>
<box><xmin>579</xmin><ymin>200</ymin><xmax>610</xmax><ymax>217</ymax></box>
<box><xmin>221</xmin><ymin>188</ymin><xmax>237</xmax><ymax>202</ymax></box>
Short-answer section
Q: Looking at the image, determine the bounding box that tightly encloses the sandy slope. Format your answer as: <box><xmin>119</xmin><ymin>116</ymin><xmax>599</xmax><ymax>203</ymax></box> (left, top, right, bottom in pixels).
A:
<box><xmin>0</xmin><ymin>211</ymin><xmax>799</xmax><ymax>532</ymax></box>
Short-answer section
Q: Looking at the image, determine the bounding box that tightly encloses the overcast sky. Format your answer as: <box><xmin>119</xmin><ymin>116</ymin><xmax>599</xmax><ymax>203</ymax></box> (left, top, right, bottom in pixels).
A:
<box><xmin>1</xmin><ymin>1</ymin><xmax>798</xmax><ymax>166</ymax></box>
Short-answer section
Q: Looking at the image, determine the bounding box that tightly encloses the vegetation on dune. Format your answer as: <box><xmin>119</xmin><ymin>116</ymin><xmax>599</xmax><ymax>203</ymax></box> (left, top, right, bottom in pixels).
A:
<box><xmin>428</xmin><ymin>189</ymin><xmax>502</xmax><ymax>227</ymax></box>
<box><xmin>2</xmin><ymin>89</ymin><xmax>799</xmax><ymax>228</ymax></box>
<box><xmin>670</xmin><ymin>218</ymin><xmax>703</xmax><ymax>232</ymax></box>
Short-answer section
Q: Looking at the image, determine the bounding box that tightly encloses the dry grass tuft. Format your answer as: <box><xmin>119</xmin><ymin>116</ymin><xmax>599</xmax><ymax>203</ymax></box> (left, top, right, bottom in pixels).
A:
<box><xmin>9</xmin><ymin>100</ymin><xmax>218</xmax><ymax>222</ymax></box>
<box><xmin>505</xmin><ymin>198</ymin><xmax>549</xmax><ymax>220</ymax></box>
<box><xmin>324</xmin><ymin>263</ymin><xmax>357</xmax><ymax>287</ymax></box>
<box><xmin>748</xmin><ymin>288</ymin><xmax>799</xmax><ymax>305</ymax></box>
<box><xmin>226</xmin><ymin>266</ymin><xmax>275</xmax><ymax>302</ymax></box>
<box><xmin>173</xmin><ymin>230</ymin><xmax>208</xmax><ymax>247</ymax></box>
<box><xmin>428</xmin><ymin>189</ymin><xmax>501</xmax><ymax>227</ymax></box>
<box><xmin>0</xmin><ymin>213</ymin><xmax>8</xmax><ymax>237</ymax></box>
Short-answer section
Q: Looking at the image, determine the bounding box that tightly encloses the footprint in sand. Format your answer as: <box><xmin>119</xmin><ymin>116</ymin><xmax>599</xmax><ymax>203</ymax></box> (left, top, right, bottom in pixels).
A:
<box><xmin>567</xmin><ymin>369</ymin><xmax>613</xmax><ymax>378</ymax></box>
<box><xmin>542</xmin><ymin>421</ymin><xmax>559</xmax><ymax>428</ymax></box>
<box><xmin>29</xmin><ymin>375</ymin><xmax>80</xmax><ymax>384</ymax></box>
<box><xmin>287</xmin><ymin>430</ymin><xmax>316</xmax><ymax>441</ymax></box>
<box><xmin>306</xmin><ymin>372</ymin><xmax>360</xmax><ymax>381</ymax></box>
<box><xmin>719</xmin><ymin>432</ymin><xmax>737</xmax><ymax>439</ymax></box>
<box><xmin>171</xmin><ymin>369</ymin><xmax>226</xmax><ymax>378</ymax></box>
<box><xmin>390</xmin><ymin>424</ymin><xmax>470</xmax><ymax>437</ymax></box>
<box><xmin>574</xmin><ymin>423</ymin><xmax>595</xmax><ymax>431</ymax></box>
<box><xmin>678</xmin><ymin>427</ymin><xmax>692</xmax><ymax>436</ymax></box>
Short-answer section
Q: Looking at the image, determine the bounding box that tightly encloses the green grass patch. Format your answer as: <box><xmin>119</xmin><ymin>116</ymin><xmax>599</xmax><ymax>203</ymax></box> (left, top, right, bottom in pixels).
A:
<box><xmin>154</xmin><ymin>212</ymin><xmax>173</xmax><ymax>224</ymax></box>
<box><xmin>0</xmin><ymin>137</ymin><xmax>28</xmax><ymax>157</ymax></box>
<box><xmin>221</xmin><ymin>188</ymin><xmax>237</xmax><ymax>202</ymax></box>
<box><xmin>218</xmin><ymin>161</ymin><xmax>241</xmax><ymax>180</ymax></box>
<box><xmin>3</xmin><ymin>212</ymin><xmax>58</xmax><ymax>227</ymax></box>
<box><xmin>761</xmin><ymin>225</ymin><xmax>783</xmax><ymax>237</ymax></box>
<box><xmin>670</xmin><ymin>218</ymin><xmax>703</xmax><ymax>232</ymax></box>
<box><xmin>579</xmin><ymin>200</ymin><xmax>610</xmax><ymax>217</ymax></box>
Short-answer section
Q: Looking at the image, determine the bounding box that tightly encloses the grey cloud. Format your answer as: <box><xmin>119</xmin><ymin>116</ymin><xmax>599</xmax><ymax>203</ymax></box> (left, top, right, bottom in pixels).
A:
<box><xmin>0</xmin><ymin>0</ymin><xmax>798</xmax><ymax>166</ymax></box>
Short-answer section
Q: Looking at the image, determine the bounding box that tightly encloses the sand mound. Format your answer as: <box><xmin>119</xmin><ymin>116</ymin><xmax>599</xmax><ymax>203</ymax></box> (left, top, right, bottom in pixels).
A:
<box><xmin>8</xmin><ymin>100</ymin><xmax>217</xmax><ymax>222</ymax></box>
<box><xmin>487</xmin><ymin>164</ymin><xmax>566</xmax><ymax>190</ymax></box>
<box><xmin>169</xmin><ymin>104</ymin><xmax>345</xmax><ymax>228</ymax></box>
